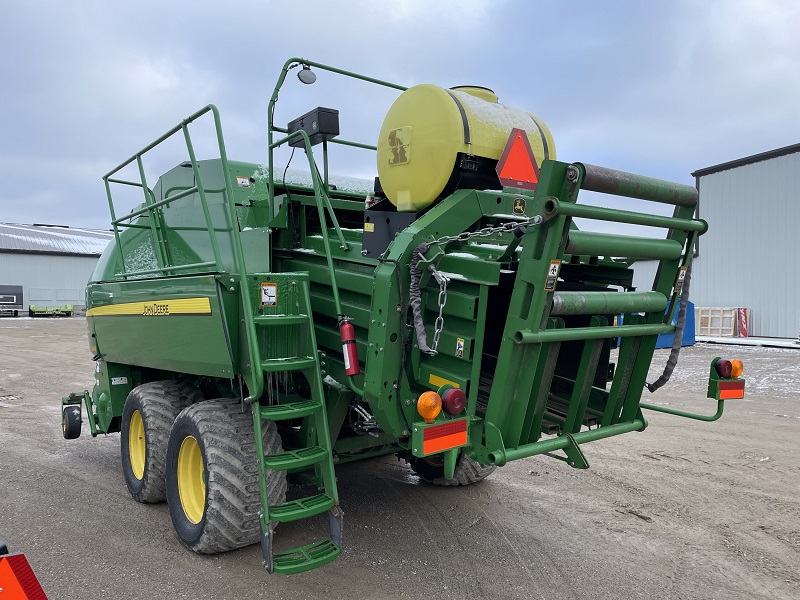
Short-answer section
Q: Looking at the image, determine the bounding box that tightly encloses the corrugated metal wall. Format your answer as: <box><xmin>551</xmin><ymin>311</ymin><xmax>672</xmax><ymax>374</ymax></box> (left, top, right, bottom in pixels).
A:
<box><xmin>631</xmin><ymin>259</ymin><xmax>660</xmax><ymax>292</ymax></box>
<box><xmin>0</xmin><ymin>253</ymin><xmax>99</xmax><ymax>312</ymax></box>
<box><xmin>693</xmin><ymin>152</ymin><xmax>800</xmax><ymax>338</ymax></box>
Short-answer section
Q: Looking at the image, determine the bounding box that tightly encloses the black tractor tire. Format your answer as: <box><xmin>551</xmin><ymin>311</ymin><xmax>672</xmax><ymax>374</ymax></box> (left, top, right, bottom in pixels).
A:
<box><xmin>28</xmin><ymin>309</ymin><xmax>34</xmax><ymax>318</ymax></box>
<box><xmin>165</xmin><ymin>399</ymin><xmax>287</xmax><ymax>554</ymax></box>
<box><xmin>120</xmin><ymin>381</ymin><xmax>204</xmax><ymax>503</ymax></box>
<box><xmin>409</xmin><ymin>452</ymin><xmax>496</xmax><ymax>487</ymax></box>
<box><xmin>62</xmin><ymin>405</ymin><xmax>82</xmax><ymax>439</ymax></box>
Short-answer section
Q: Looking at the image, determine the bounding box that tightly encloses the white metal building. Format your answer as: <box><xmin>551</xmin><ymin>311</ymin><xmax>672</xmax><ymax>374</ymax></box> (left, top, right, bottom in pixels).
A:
<box><xmin>0</xmin><ymin>224</ymin><xmax>114</xmax><ymax>314</ymax></box>
<box><xmin>689</xmin><ymin>144</ymin><xmax>800</xmax><ymax>338</ymax></box>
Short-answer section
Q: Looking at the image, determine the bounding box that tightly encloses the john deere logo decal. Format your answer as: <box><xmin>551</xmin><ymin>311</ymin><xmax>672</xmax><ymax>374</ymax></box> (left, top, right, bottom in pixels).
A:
<box><xmin>513</xmin><ymin>197</ymin><xmax>526</xmax><ymax>215</ymax></box>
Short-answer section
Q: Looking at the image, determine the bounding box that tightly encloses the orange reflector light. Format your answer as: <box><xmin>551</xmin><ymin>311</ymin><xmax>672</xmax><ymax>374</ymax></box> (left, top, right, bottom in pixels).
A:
<box><xmin>417</xmin><ymin>391</ymin><xmax>442</xmax><ymax>423</ymax></box>
<box><xmin>423</xmin><ymin>419</ymin><xmax>468</xmax><ymax>455</ymax></box>
<box><xmin>731</xmin><ymin>359</ymin><xmax>744</xmax><ymax>379</ymax></box>
<box><xmin>719</xmin><ymin>380</ymin><xmax>745</xmax><ymax>399</ymax></box>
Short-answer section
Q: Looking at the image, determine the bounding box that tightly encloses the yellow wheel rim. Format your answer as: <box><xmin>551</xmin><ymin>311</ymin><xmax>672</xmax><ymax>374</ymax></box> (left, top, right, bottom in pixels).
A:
<box><xmin>128</xmin><ymin>410</ymin><xmax>146</xmax><ymax>480</ymax></box>
<box><xmin>177</xmin><ymin>435</ymin><xmax>205</xmax><ymax>524</ymax></box>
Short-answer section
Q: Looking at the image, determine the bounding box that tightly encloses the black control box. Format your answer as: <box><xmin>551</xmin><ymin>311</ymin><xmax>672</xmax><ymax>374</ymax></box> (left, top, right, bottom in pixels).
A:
<box><xmin>287</xmin><ymin>107</ymin><xmax>339</xmax><ymax>148</ymax></box>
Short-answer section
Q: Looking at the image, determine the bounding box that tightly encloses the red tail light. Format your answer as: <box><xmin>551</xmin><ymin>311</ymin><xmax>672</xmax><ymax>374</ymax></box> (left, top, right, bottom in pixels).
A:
<box><xmin>715</xmin><ymin>359</ymin><xmax>733</xmax><ymax>378</ymax></box>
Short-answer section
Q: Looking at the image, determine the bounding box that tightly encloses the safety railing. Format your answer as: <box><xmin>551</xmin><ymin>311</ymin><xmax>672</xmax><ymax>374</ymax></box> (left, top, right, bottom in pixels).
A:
<box><xmin>102</xmin><ymin>105</ymin><xmax>233</xmax><ymax>280</ymax></box>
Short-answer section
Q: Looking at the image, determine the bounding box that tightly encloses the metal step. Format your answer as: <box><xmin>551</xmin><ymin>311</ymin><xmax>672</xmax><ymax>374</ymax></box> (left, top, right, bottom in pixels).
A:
<box><xmin>264</xmin><ymin>446</ymin><xmax>329</xmax><ymax>471</ymax></box>
<box><xmin>259</xmin><ymin>400</ymin><xmax>321</xmax><ymax>421</ymax></box>
<box><xmin>273</xmin><ymin>539</ymin><xmax>340</xmax><ymax>575</ymax></box>
<box><xmin>261</xmin><ymin>356</ymin><xmax>317</xmax><ymax>372</ymax></box>
<box><xmin>269</xmin><ymin>493</ymin><xmax>335</xmax><ymax>523</ymax></box>
<box><xmin>253</xmin><ymin>314</ymin><xmax>309</xmax><ymax>326</ymax></box>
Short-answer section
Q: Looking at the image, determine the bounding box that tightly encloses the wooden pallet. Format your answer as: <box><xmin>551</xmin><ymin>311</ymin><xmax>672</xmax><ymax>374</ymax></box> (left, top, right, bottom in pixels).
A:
<box><xmin>695</xmin><ymin>307</ymin><xmax>737</xmax><ymax>336</ymax></box>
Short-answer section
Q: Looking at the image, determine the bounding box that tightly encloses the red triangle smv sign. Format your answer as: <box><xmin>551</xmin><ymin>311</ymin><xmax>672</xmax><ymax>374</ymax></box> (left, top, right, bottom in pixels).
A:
<box><xmin>496</xmin><ymin>127</ymin><xmax>540</xmax><ymax>191</ymax></box>
<box><xmin>0</xmin><ymin>553</ymin><xmax>48</xmax><ymax>599</ymax></box>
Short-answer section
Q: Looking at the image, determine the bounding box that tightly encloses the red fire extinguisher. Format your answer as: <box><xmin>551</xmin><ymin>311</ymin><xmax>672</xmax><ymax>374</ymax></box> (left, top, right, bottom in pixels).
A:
<box><xmin>339</xmin><ymin>317</ymin><xmax>360</xmax><ymax>376</ymax></box>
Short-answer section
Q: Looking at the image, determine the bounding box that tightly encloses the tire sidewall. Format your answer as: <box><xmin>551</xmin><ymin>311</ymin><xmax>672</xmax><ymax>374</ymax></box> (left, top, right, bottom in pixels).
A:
<box><xmin>120</xmin><ymin>392</ymin><xmax>148</xmax><ymax>499</ymax></box>
<box><xmin>62</xmin><ymin>405</ymin><xmax>81</xmax><ymax>439</ymax></box>
<box><xmin>166</xmin><ymin>411</ymin><xmax>207</xmax><ymax>549</ymax></box>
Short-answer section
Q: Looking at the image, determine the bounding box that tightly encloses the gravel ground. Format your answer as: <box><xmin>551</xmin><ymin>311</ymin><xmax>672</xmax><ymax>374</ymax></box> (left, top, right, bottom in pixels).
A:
<box><xmin>1</xmin><ymin>318</ymin><xmax>798</xmax><ymax>600</ymax></box>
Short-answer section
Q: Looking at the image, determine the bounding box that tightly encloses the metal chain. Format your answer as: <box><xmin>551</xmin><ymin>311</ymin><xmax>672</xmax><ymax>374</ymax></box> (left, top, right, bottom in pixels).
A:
<box><xmin>429</xmin><ymin>266</ymin><xmax>449</xmax><ymax>353</ymax></box>
<box><xmin>430</xmin><ymin>215</ymin><xmax>541</xmax><ymax>246</ymax></box>
<box><xmin>424</xmin><ymin>214</ymin><xmax>542</xmax><ymax>353</ymax></box>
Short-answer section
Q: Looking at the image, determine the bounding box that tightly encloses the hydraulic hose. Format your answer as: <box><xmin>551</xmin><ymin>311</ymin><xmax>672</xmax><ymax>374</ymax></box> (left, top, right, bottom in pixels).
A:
<box><xmin>409</xmin><ymin>242</ymin><xmax>436</xmax><ymax>355</ymax></box>
<box><xmin>646</xmin><ymin>263</ymin><xmax>692</xmax><ymax>393</ymax></box>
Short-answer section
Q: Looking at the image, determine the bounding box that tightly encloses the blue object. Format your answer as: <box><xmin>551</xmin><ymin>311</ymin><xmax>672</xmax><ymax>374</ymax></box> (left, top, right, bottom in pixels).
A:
<box><xmin>655</xmin><ymin>300</ymin><xmax>695</xmax><ymax>349</ymax></box>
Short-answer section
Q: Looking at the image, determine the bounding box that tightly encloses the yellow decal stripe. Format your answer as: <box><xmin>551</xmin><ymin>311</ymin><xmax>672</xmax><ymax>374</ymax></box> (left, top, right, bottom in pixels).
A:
<box><xmin>86</xmin><ymin>297</ymin><xmax>212</xmax><ymax>317</ymax></box>
<box><xmin>428</xmin><ymin>374</ymin><xmax>460</xmax><ymax>389</ymax></box>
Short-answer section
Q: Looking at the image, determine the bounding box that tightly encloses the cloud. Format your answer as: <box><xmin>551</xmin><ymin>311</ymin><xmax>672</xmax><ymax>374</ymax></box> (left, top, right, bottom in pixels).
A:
<box><xmin>1</xmin><ymin>0</ymin><xmax>798</xmax><ymax>229</ymax></box>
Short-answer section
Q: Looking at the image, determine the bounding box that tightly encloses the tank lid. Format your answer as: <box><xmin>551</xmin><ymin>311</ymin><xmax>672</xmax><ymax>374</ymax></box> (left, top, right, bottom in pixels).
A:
<box><xmin>450</xmin><ymin>86</ymin><xmax>498</xmax><ymax>103</ymax></box>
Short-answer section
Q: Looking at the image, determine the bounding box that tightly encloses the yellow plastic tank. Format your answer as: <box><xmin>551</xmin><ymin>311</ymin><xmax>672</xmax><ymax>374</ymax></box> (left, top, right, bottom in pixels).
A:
<box><xmin>376</xmin><ymin>84</ymin><xmax>556</xmax><ymax>212</ymax></box>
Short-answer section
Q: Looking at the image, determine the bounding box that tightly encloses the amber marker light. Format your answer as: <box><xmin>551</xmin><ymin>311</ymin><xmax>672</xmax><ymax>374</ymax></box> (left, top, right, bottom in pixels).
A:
<box><xmin>417</xmin><ymin>391</ymin><xmax>442</xmax><ymax>423</ymax></box>
<box><xmin>730</xmin><ymin>359</ymin><xmax>744</xmax><ymax>379</ymax></box>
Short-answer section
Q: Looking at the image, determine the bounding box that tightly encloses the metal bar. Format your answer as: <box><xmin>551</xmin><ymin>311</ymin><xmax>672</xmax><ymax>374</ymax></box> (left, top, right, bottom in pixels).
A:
<box><xmin>288</xmin><ymin>58</ymin><xmax>407</xmax><ymax>91</ymax></box>
<box><xmin>323</xmin><ymin>140</ymin><xmax>329</xmax><ymax>194</ymax></box>
<box><xmin>117</xmin><ymin>261</ymin><xmax>216</xmax><ymax>278</ymax></box>
<box><xmin>107</xmin><ymin>178</ymin><xmax>144</xmax><ymax>188</ymax></box>
<box><xmin>566</xmin><ymin>231</ymin><xmax>683</xmax><ymax>260</ymax></box>
<box><xmin>544</xmin><ymin>198</ymin><xmax>706</xmax><ymax>232</ymax></box>
<box><xmin>112</xmin><ymin>186</ymin><xmax>198</xmax><ymax>224</ymax></box>
<box><xmin>103</xmin><ymin>105</ymin><xmax>216</xmax><ymax>179</ymax></box>
<box><xmin>114</xmin><ymin>223</ymin><xmax>151</xmax><ymax>230</ymax></box>
<box><xmin>327</xmin><ymin>138</ymin><xmax>378</xmax><ymax>151</ymax></box>
<box><xmin>563</xmin><ymin>317</ymin><xmax>606</xmax><ymax>433</ymax></box>
<box><xmin>490</xmin><ymin>419</ymin><xmax>647</xmax><ymax>464</ymax></box>
<box><xmin>519</xmin><ymin>319</ymin><xmax>563</xmax><ymax>445</ymax></box>
<box><xmin>104</xmin><ymin>177</ymin><xmax>128</xmax><ymax>278</ymax></box>
<box><xmin>321</xmin><ymin>191</ymin><xmax>349</xmax><ymax>251</ymax></box>
<box><xmin>601</xmin><ymin>314</ymin><xmax>642</xmax><ymax>426</ymax></box>
<box><xmin>203</xmin><ymin>105</ymin><xmax>264</xmax><ymax>405</ymax></box>
<box><xmin>640</xmin><ymin>399</ymin><xmax>725</xmax><ymax>422</ymax></box>
<box><xmin>515</xmin><ymin>323</ymin><xmax>674</xmax><ymax>344</ymax></box>
<box><xmin>135</xmin><ymin>155</ymin><xmax>168</xmax><ymax>271</ymax></box>
<box><xmin>576</xmin><ymin>163</ymin><xmax>698</xmax><ymax>207</ymax></box>
<box><xmin>550</xmin><ymin>291</ymin><xmax>668</xmax><ymax>317</ymax></box>
<box><xmin>251</xmin><ymin>406</ymin><xmax>271</xmax><ymax>529</ymax></box>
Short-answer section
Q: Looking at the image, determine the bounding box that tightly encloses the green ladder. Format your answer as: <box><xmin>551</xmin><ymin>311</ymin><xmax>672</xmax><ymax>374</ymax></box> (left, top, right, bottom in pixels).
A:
<box><xmin>247</xmin><ymin>273</ymin><xmax>343</xmax><ymax>574</ymax></box>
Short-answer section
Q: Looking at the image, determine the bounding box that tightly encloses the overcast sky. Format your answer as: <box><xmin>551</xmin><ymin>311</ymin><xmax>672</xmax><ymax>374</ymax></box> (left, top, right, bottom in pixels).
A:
<box><xmin>2</xmin><ymin>0</ymin><xmax>799</xmax><ymax>230</ymax></box>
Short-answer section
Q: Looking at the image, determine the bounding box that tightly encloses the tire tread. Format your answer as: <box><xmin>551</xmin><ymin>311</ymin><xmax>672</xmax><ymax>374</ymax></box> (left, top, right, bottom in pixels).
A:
<box><xmin>122</xmin><ymin>381</ymin><xmax>204</xmax><ymax>503</ymax></box>
<box><xmin>168</xmin><ymin>399</ymin><xmax>287</xmax><ymax>554</ymax></box>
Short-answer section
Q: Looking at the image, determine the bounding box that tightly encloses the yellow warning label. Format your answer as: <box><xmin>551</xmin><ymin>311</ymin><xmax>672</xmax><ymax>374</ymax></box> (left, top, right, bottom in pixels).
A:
<box><xmin>86</xmin><ymin>297</ymin><xmax>212</xmax><ymax>317</ymax></box>
<box><xmin>364</xmin><ymin>222</ymin><xmax>375</xmax><ymax>232</ymax></box>
<box><xmin>429</xmin><ymin>374</ymin><xmax>460</xmax><ymax>389</ymax></box>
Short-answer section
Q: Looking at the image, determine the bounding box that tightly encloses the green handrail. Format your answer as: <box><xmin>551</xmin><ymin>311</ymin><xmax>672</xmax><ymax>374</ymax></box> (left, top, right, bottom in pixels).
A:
<box><xmin>640</xmin><ymin>399</ymin><xmax>725</xmax><ymax>422</ymax></box>
<box><xmin>266</xmin><ymin>57</ymin><xmax>406</xmax><ymax>209</ymax></box>
<box><xmin>270</xmin><ymin>130</ymin><xmax>346</xmax><ymax>319</ymax></box>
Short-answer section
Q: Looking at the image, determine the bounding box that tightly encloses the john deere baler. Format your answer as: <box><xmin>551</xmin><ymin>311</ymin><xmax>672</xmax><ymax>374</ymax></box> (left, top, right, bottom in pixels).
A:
<box><xmin>60</xmin><ymin>58</ymin><xmax>745</xmax><ymax>574</ymax></box>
